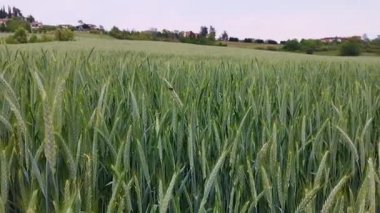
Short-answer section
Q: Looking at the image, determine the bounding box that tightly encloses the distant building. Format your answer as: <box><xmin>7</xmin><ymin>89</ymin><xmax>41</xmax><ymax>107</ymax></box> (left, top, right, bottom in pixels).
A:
<box><xmin>76</xmin><ymin>23</ymin><xmax>97</xmax><ymax>31</ymax></box>
<box><xmin>0</xmin><ymin>18</ymin><xmax>9</xmax><ymax>26</ymax></box>
<box><xmin>31</xmin><ymin>21</ymin><xmax>43</xmax><ymax>30</ymax></box>
<box><xmin>320</xmin><ymin>36</ymin><xmax>361</xmax><ymax>43</ymax></box>
<box><xmin>320</xmin><ymin>37</ymin><xmax>341</xmax><ymax>43</ymax></box>
<box><xmin>58</xmin><ymin>24</ymin><xmax>74</xmax><ymax>29</ymax></box>
<box><xmin>183</xmin><ymin>31</ymin><xmax>199</xmax><ymax>39</ymax></box>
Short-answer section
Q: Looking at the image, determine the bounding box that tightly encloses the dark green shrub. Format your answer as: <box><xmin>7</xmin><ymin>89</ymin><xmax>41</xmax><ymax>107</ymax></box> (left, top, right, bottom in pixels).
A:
<box><xmin>29</xmin><ymin>34</ymin><xmax>38</xmax><ymax>43</ymax></box>
<box><xmin>55</xmin><ymin>29</ymin><xmax>74</xmax><ymax>41</ymax></box>
<box><xmin>306</xmin><ymin>48</ymin><xmax>314</xmax><ymax>54</ymax></box>
<box><xmin>13</xmin><ymin>28</ymin><xmax>28</xmax><ymax>43</ymax></box>
<box><xmin>5</xmin><ymin>36</ymin><xmax>19</xmax><ymax>44</ymax></box>
<box><xmin>340</xmin><ymin>41</ymin><xmax>361</xmax><ymax>56</ymax></box>
<box><xmin>283</xmin><ymin>39</ymin><xmax>301</xmax><ymax>51</ymax></box>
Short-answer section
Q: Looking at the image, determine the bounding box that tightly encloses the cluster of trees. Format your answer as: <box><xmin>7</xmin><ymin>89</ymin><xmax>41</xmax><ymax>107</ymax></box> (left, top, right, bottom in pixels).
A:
<box><xmin>0</xmin><ymin>6</ymin><xmax>36</xmax><ymax>33</ymax></box>
<box><xmin>179</xmin><ymin>26</ymin><xmax>223</xmax><ymax>46</ymax></box>
<box><xmin>109</xmin><ymin>27</ymin><xmax>179</xmax><ymax>41</ymax></box>
<box><xmin>281</xmin><ymin>36</ymin><xmax>380</xmax><ymax>56</ymax></box>
<box><xmin>0</xmin><ymin>6</ymin><xmax>23</xmax><ymax>18</ymax></box>
<box><xmin>4</xmin><ymin>28</ymin><xmax>74</xmax><ymax>44</ymax></box>
<box><xmin>240</xmin><ymin>38</ymin><xmax>278</xmax><ymax>44</ymax></box>
<box><xmin>109</xmin><ymin>25</ymin><xmax>224</xmax><ymax>46</ymax></box>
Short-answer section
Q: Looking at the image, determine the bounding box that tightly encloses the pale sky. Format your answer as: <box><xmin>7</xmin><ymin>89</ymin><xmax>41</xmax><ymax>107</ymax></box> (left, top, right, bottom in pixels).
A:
<box><xmin>2</xmin><ymin>0</ymin><xmax>379</xmax><ymax>41</ymax></box>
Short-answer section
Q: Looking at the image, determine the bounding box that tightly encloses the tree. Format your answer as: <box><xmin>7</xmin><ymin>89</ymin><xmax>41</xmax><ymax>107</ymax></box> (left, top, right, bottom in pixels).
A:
<box><xmin>208</xmin><ymin>26</ymin><xmax>216</xmax><ymax>41</ymax></box>
<box><xmin>362</xmin><ymin>33</ymin><xmax>370</xmax><ymax>43</ymax></box>
<box><xmin>0</xmin><ymin>6</ymin><xmax>7</xmax><ymax>19</ymax></box>
<box><xmin>266</xmin><ymin>39</ymin><xmax>278</xmax><ymax>45</ymax></box>
<box><xmin>221</xmin><ymin>31</ymin><xmax>228</xmax><ymax>41</ymax></box>
<box><xmin>243</xmin><ymin>38</ymin><xmax>253</xmax><ymax>43</ymax></box>
<box><xmin>26</xmin><ymin>15</ymin><xmax>35</xmax><ymax>23</ymax></box>
<box><xmin>7</xmin><ymin>6</ymin><xmax>12</xmax><ymax>18</ymax></box>
<box><xmin>55</xmin><ymin>29</ymin><xmax>74</xmax><ymax>41</ymax></box>
<box><xmin>254</xmin><ymin>39</ymin><xmax>264</xmax><ymax>44</ymax></box>
<box><xmin>109</xmin><ymin>26</ymin><xmax>123</xmax><ymax>39</ymax></box>
<box><xmin>229</xmin><ymin>37</ymin><xmax>239</xmax><ymax>42</ymax></box>
<box><xmin>300</xmin><ymin>39</ymin><xmax>321</xmax><ymax>54</ymax></box>
<box><xmin>0</xmin><ymin>24</ymin><xmax>6</xmax><ymax>32</ymax></box>
<box><xmin>6</xmin><ymin>17</ymin><xmax>31</xmax><ymax>32</ymax></box>
<box><xmin>340</xmin><ymin>41</ymin><xmax>361</xmax><ymax>56</ymax></box>
<box><xmin>12</xmin><ymin>7</ymin><xmax>22</xmax><ymax>17</ymax></box>
<box><xmin>283</xmin><ymin>39</ymin><xmax>301</xmax><ymax>51</ymax></box>
<box><xmin>199</xmin><ymin>26</ymin><xmax>208</xmax><ymax>38</ymax></box>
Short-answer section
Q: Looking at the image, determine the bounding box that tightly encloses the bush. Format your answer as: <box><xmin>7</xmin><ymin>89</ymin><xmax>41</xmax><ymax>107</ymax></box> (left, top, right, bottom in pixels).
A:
<box><xmin>13</xmin><ymin>28</ymin><xmax>28</xmax><ymax>43</ymax></box>
<box><xmin>55</xmin><ymin>29</ymin><xmax>74</xmax><ymax>41</ymax></box>
<box><xmin>29</xmin><ymin>34</ymin><xmax>38</xmax><ymax>43</ymax></box>
<box><xmin>283</xmin><ymin>39</ymin><xmax>301</xmax><ymax>51</ymax></box>
<box><xmin>5</xmin><ymin>17</ymin><xmax>31</xmax><ymax>32</ymax></box>
<box><xmin>340</xmin><ymin>41</ymin><xmax>361</xmax><ymax>56</ymax></box>
<box><xmin>40</xmin><ymin>34</ymin><xmax>54</xmax><ymax>42</ymax></box>
<box><xmin>0</xmin><ymin>23</ymin><xmax>7</xmax><ymax>32</ymax></box>
<box><xmin>5</xmin><ymin>36</ymin><xmax>19</xmax><ymax>44</ymax></box>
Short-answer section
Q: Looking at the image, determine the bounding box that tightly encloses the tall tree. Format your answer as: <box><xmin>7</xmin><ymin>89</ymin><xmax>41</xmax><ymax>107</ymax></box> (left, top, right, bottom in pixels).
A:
<box><xmin>221</xmin><ymin>31</ymin><xmax>229</xmax><ymax>41</ymax></box>
<box><xmin>26</xmin><ymin>15</ymin><xmax>35</xmax><ymax>23</ymax></box>
<box><xmin>7</xmin><ymin>6</ymin><xmax>12</xmax><ymax>18</ymax></box>
<box><xmin>199</xmin><ymin>26</ymin><xmax>208</xmax><ymax>38</ymax></box>
<box><xmin>0</xmin><ymin>6</ymin><xmax>7</xmax><ymax>19</ymax></box>
<box><xmin>208</xmin><ymin>25</ymin><xmax>216</xmax><ymax>40</ymax></box>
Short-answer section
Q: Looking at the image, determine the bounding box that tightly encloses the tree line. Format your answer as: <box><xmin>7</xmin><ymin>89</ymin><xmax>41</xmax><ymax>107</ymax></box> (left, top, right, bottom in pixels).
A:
<box><xmin>282</xmin><ymin>37</ymin><xmax>380</xmax><ymax>56</ymax></box>
<box><xmin>109</xmin><ymin>25</ymin><xmax>226</xmax><ymax>46</ymax></box>
<box><xmin>0</xmin><ymin>6</ymin><xmax>36</xmax><ymax>33</ymax></box>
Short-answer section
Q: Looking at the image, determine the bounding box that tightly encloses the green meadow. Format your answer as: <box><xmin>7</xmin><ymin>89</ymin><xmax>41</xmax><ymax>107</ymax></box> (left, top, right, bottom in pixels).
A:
<box><xmin>0</xmin><ymin>34</ymin><xmax>379</xmax><ymax>212</ymax></box>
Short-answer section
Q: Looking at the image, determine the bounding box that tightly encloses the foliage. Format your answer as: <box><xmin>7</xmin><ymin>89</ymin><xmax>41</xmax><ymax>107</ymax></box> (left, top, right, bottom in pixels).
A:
<box><xmin>300</xmin><ymin>39</ymin><xmax>322</xmax><ymax>54</ymax></box>
<box><xmin>0</xmin><ymin>6</ymin><xmax>23</xmax><ymax>19</ymax></box>
<box><xmin>199</xmin><ymin>26</ymin><xmax>208</xmax><ymax>38</ymax></box>
<box><xmin>12</xmin><ymin>27</ymin><xmax>28</xmax><ymax>43</ymax></box>
<box><xmin>283</xmin><ymin>39</ymin><xmax>301</xmax><ymax>51</ymax></box>
<box><xmin>39</xmin><ymin>33</ymin><xmax>54</xmax><ymax>42</ymax></box>
<box><xmin>254</xmin><ymin>39</ymin><xmax>264</xmax><ymax>44</ymax></box>
<box><xmin>26</xmin><ymin>15</ymin><xmax>35</xmax><ymax>23</ymax></box>
<box><xmin>340</xmin><ymin>41</ymin><xmax>361</xmax><ymax>56</ymax></box>
<box><xmin>4</xmin><ymin>17</ymin><xmax>31</xmax><ymax>32</ymax></box>
<box><xmin>179</xmin><ymin>37</ymin><xmax>225</xmax><ymax>46</ymax></box>
<box><xmin>0</xmin><ymin>24</ymin><xmax>6</xmax><ymax>32</ymax></box>
<box><xmin>55</xmin><ymin>29</ymin><xmax>74</xmax><ymax>41</ymax></box>
<box><xmin>220</xmin><ymin>31</ymin><xmax>228</xmax><ymax>41</ymax></box>
<box><xmin>4</xmin><ymin>36</ymin><xmax>19</xmax><ymax>44</ymax></box>
<box><xmin>266</xmin><ymin>39</ymin><xmax>278</xmax><ymax>45</ymax></box>
<box><xmin>229</xmin><ymin>37</ymin><xmax>239</xmax><ymax>42</ymax></box>
<box><xmin>208</xmin><ymin>26</ymin><xmax>216</xmax><ymax>41</ymax></box>
<box><xmin>243</xmin><ymin>38</ymin><xmax>253</xmax><ymax>43</ymax></box>
<box><xmin>29</xmin><ymin>34</ymin><xmax>38</xmax><ymax>43</ymax></box>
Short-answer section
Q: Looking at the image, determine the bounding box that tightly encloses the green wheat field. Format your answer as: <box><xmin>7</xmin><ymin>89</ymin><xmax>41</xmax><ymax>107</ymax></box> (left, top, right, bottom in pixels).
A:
<box><xmin>0</xmin><ymin>36</ymin><xmax>380</xmax><ymax>212</ymax></box>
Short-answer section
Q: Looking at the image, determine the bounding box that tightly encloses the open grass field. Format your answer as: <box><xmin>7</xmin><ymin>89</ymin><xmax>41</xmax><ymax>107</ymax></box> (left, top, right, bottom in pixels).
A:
<box><xmin>1</xmin><ymin>36</ymin><xmax>380</xmax><ymax>212</ymax></box>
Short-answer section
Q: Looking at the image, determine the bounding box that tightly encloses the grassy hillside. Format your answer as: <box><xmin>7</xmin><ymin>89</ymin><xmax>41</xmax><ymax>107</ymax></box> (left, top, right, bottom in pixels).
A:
<box><xmin>0</xmin><ymin>37</ymin><xmax>379</xmax><ymax>212</ymax></box>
